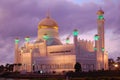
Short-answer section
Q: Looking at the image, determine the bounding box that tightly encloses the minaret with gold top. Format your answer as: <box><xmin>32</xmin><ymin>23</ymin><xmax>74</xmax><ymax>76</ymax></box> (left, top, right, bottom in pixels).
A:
<box><xmin>95</xmin><ymin>8</ymin><xmax>105</xmax><ymax>70</ymax></box>
<box><xmin>97</xmin><ymin>8</ymin><xmax>105</xmax><ymax>53</ymax></box>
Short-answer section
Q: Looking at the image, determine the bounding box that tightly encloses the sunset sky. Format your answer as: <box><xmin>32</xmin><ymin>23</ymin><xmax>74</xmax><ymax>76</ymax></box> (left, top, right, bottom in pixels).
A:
<box><xmin>0</xmin><ymin>0</ymin><xmax>119</xmax><ymax>65</ymax></box>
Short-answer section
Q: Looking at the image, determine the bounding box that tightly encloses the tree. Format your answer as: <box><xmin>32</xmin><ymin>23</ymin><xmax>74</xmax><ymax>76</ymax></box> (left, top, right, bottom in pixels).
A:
<box><xmin>116</xmin><ymin>57</ymin><xmax>120</xmax><ymax>63</ymax></box>
<box><xmin>13</xmin><ymin>63</ymin><xmax>22</xmax><ymax>72</ymax></box>
<box><xmin>0</xmin><ymin>65</ymin><xmax>4</xmax><ymax>72</ymax></box>
<box><xmin>18</xmin><ymin>63</ymin><xmax>22</xmax><ymax>66</ymax></box>
<box><xmin>74</xmin><ymin>62</ymin><xmax>82</xmax><ymax>72</ymax></box>
<box><xmin>108</xmin><ymin>58</ymin><xmax>115</xmax><ymax>70</ymax></box>
<box><xmin>116</xmin><ymin>57</ymin><xmax>120</xmax><ymax>70</ymax></box>
<box><xmin>5</xmin><ymin>63</ymin><xmax>14</xmax><ymax>72</ymax></box>
<box><xmin>5</xmin><ymin>63</ymin><xmax>10</xmax><ymax>71</ymax></box>
<box><xmin>9</xmin><ymin>64</ymin><xmax>14</xmax><ymax>72</ymax></box>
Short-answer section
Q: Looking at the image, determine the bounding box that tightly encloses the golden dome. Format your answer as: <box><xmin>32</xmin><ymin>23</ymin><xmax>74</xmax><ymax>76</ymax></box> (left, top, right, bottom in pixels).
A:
<box><xmin>38</xmin><ymin>16</ymin><xmax>58</xmax><ymax>29</ymax></box>
<box><xmin>97</xmin><ymin>9</ymin><xmax>104</xmax><ymax>15</ymax></box>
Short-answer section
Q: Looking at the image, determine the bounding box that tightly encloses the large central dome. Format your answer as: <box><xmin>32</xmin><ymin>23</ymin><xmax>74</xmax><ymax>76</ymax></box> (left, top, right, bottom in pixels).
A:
<box><xmin>38</xmin><ymin>16</ymin><xmax>58</xmax><ymax>29</ymax></box>
<box><xmin>37</xmin><ymin>15</ymin><xmax>61</xmax><ymax>45</ymax></box>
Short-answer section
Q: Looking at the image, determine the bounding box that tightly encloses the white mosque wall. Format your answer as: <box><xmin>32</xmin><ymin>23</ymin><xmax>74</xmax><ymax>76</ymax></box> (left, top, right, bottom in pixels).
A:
<box><xmin>21</xmin><ymin>53</ymin><xmax>32</xmax><ymax>72</ymax></box>
<box><xmin>33</xmin><ymin>55</ymin><xmax>76</xmax><ymax>73</ymax></box>
<box><xmin>79</xmin><ymin>39</ymin><xmax>94</xmax><ymax>52</ymax></box>
<box><xmin>47</xmin><ymin>44</ymin><xmax>75</xmax><ymax>55</ymax></box>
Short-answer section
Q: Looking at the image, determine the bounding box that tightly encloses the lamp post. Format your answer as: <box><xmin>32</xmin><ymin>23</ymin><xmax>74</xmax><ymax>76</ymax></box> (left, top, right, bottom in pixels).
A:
<box><xmin>114</xmin><ymin>63</ymin><xmax>118</xmax><ymax>70</ymax></box>
<box><xmin>114</xmin><ymin>64</ymin><xmax>118</xmax><ymax>67</ymax></box>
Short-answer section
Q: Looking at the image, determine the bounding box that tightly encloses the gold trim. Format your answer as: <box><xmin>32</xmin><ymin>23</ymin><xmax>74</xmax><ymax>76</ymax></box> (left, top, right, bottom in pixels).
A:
<box><xmin>38</xmin><ymin>26</ymin><xmax>58</xmax><ymax>30</ymax></box>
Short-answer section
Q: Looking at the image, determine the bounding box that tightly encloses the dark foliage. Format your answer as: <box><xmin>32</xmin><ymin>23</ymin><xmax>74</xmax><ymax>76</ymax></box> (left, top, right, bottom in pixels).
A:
<box><xmin>74</xmin><ymin>62</ymin><xmax>82</xmax><ymax>72</ymax></box>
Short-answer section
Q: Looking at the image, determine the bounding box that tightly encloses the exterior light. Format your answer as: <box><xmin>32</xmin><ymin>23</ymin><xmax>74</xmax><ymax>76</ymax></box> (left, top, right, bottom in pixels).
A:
<box><xmin>25</xmin><ymin>36</ymin><xmax>30</xmax><ymax>42</ymax></box>
<box><xmin>21</xmin><ymin>50</ymin><xmax>23</xmax><ymax>53</ymax></box>
<box><xmin>43</xmin><ymin>34</ymin><xmax>49</xmax><ymax>40</ymax></box>
<box><xmin>40</xmin><ymin>70</ymin><xmax>43</xmax><ymax>74</ymax></box>
<box><xmin>94</xmin><ymin>47</ymin><xmax>97</xmax><ymax>51</ymax></box>
<box><xmin>94</xmin><ymin>35</ymin><xmax>99</xmax><ymax>41</ymax></box>
<box><xmin>73</xmin><ymin>29</ymin><xmax>78</xmax><ymax>36</ymax></box>
<box><xmin>102</xmin><ymin>48</ymin><xmax>105</xmax><ymax>52</ymax></box>
<box><xmin>15</xmin><ymin>38</ymin><xmax>19</xmax><ymax>44</ymax></box>
<box><xmin>114</xmin><ymin>64</ymin><xmax>118</xmax><ymax>68</ymax></box>
<box><xmin>66</xmin><ymin>37</ymin><xmax>70</xmax><ymax>44</ymax></box>
<box><xmin>98</xmin><ymin>15</ymin><xmax>104</xmax><ymax>20</ymax></box>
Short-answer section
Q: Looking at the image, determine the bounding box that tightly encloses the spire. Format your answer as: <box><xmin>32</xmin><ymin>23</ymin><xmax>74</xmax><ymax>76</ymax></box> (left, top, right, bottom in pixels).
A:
<box><xmin>46</xmin><ymin>9</ymin><xmax>50</xmax><ymax>18</ymax></box>
<box><xmin>99</xmin><ymin>7</ymin><xmax>102</xmax><ymax>10</ymax></box>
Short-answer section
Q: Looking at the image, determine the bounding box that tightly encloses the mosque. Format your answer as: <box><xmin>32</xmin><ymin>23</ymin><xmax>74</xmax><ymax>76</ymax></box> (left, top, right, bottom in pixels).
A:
<box><xmin>14</xmin><ymin>9</ymin><xmax>108</xmax><ymax>73</ymax></box>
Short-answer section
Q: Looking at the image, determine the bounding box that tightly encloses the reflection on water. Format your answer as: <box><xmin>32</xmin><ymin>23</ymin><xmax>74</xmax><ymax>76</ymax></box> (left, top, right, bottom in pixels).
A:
<box><xmin>0</xmin><ymin>78</ymin><xmax>29</xmax><ymax>80</ymax></box>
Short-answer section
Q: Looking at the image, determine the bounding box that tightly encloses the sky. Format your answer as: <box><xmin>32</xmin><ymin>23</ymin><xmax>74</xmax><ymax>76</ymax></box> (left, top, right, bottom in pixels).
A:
<box><xmin>0</xmin><ymin>0</ymin><xmax>119</xmax><ymax>65</ymax></box>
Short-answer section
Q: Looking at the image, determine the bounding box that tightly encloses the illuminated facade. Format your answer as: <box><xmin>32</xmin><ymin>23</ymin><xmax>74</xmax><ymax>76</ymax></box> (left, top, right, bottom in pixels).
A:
<box><xmin>14</xmin><ymin>9</ymin><xmax>108</xmax><ymax>73</ymax></box>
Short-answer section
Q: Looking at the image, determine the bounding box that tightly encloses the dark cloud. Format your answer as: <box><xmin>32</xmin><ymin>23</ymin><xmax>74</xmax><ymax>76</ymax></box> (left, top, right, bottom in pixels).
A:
<box><xmin>0</xmin><ymin>0</ymin><xmax>119</xmax><ymax>64</ymax></box>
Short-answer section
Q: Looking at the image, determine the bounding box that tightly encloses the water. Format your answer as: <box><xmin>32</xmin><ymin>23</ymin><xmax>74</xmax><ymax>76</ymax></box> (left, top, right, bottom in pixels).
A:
<box><xmin>0</xmin><ymin>78</ymin><xmax>29</xmax><ymax>80</ymax></box>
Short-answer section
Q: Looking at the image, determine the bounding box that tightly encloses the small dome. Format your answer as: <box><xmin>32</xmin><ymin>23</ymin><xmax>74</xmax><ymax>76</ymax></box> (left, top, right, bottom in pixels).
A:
<box><xmin>38</xmin><ymin>16</ymin><xmax>58</xmax><ymax>29</ymax></box>
<box><xmin>97</xmin><ymin>9</ymin><xmax>104</xmax><ymax>15</ymax></box>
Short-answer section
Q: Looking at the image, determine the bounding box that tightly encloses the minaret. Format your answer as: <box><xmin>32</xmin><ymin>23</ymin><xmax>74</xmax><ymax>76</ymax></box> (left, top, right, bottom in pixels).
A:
<box><xmin>24</xmin><ymin>36</ymin><xmax>30</xmax><ymax>49</ymax></box>
<box><xmin>94</xmin><ymin>34</ymin><xmax>101</xmax><ymax>70</ymax></box>
<box><xmin>25</xmin><ymin>36</ymin><xmax>30</xmax><ymax>43</ymax></box>
<box><xmin>73</xmin><ymin>29</ymin><xmax>79</xmax><ymax>54</ymax></box>
<box><xmin>96</xmin><ymin>8</ymin><xmax>105</xmax><ymax>70</ymax></box>
<box><xmin>97</xmin><ymin>8</ymin><xmax>105</xmax><ymax>53</ymax></box>
<box><xmin>14</xmin><ymin>37</ymin><xmax>20</xmax><ymax>71</ymax></box>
